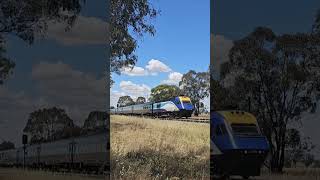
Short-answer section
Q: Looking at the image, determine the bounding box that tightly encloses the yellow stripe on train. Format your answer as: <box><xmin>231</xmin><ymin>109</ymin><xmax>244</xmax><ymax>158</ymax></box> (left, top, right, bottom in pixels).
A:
<box><xmin>218</xmin><ymin>111</ymin><xmax>258</xmax><ymax>125</ymax></box>
<box><xmin>179</xmin><ymin>96</ymin><xmax>191</xmax><ymax>102</ymax></box>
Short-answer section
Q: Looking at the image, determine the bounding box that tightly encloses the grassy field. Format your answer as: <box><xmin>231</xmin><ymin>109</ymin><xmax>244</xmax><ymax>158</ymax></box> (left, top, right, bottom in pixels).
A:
<box><xmin>0</xmin><ymin>168</ymin><xmax>109</xmax><ymax>180</ymax></box>
<box><xmin>110</xmin><ymin>115</ymin><xmax>210</xmax><ymax>179</ymax></box>
<box><xmin>2</xmin><ymin>168</ymin><xmax>320</xmax><ymax>180</ymax></box>
<box><xmin>219</xmin><ymin>168</ymin><xmax>320</xmax><ymax>180</ymax></box>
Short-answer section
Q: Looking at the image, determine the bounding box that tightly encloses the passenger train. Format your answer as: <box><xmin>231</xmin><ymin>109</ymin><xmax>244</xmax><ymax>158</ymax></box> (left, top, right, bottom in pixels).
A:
<box><xmin>111</xmin><ymin>96</ymin><xmax>194</xmax><ymax>118</ymax></box>
<box><xmin>211</xmin><ymin>111</ymin><xmax>269</xmax><ymax>179</ymax></box>
<box><xmin>0</xmin><ymin>133</ymin><xmax>109</xmax><ymax>173</ymax></box>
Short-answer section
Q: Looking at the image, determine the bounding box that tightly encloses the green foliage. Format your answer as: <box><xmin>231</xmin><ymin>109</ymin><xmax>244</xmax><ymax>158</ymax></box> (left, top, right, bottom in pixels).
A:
<box><xmin>117</xmin><ymin>95</ymin><xmax>135</xmax><ymax>107</ymax></box>
<box><xmin>0</xmin><ymin>141</ymin><xmax>15</xmax><ymax>151</ymax></box>
<box><xmin>0</xmin><ymin>0</ymin><xmax>84</xmax><ymax>84</ymax></box>
<box><xmin>284</xmin><ymin>129</ymin><xmax>315</xmax><ymax>167</ymax></box>
<box><xmin>180</xmin><ymin>70</ymin><xmax>209</xmax><ymax>115</ymax></box>
<box><xmin>0</xmin><ymin>0</ymin><xmax>159</xmax><ymax>84</ymax></box>
<box><xmin>210</xmin><ymin>78</ymin><xmax>238</xmax><ymax>111</ymax></box>
<box><xmin>0</xmin><ymin>36</ymin><xmax>15</xmax><ymax>84</ymax></box>
<box><xmin>304</xmin><ymin>153</ymin><xmax>315</xmax><ymax>168</ymax></box>
<box><xmin>136</xmin><ymin>96</ymin><xmax>146</xmax><ymax>104</ymax></box>
<box><xmin>0</xmin><ymin>0</ymin><xmax>84</xmax><ymax>43</ymax></box>
<box><xmin>149</xmin><ymin>84</ymin><xmax>180</xmax><ymax>102</ymax></box>
<box><xmin>220</xmin><ymin>25</ymin><xmax>320</xmax><ymax>172</ymax></box>
<box><xmin>23</xmin><ymin>107</ymin><xmax>76</xmax><ymax>143</ymax></box>
<box><xmin>110</xmin><ymin>0</ymin><xmax>158</xmax><ymax>74</ymax></box>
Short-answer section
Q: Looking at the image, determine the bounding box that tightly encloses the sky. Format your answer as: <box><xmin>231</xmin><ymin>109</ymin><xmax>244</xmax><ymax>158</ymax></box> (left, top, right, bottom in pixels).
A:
<box><xmin>110</xmin><ymin>0</ymin><xmax>210</xmax><ymax>108</ymax></box>
<box><xmin>212</xmin><ymin>0</ymin><xmax>320</xmax><ymax>155</ymax></box>
<box><xmin>0</xmin><ymin>1</ymin><xmax>108</xmax><ymax>145</ymax></box>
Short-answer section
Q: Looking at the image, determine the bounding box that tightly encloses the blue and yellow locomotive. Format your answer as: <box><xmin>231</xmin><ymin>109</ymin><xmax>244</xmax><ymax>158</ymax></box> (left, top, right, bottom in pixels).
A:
<box><xmin>111</xmin><ymin>96</ymin><xmax>194</xmax><ymax>118</ymax></box>
<box><xmin>211</xmin><ymin>111</ymin><xmax>269</xmax><ymax>179</ymax></box>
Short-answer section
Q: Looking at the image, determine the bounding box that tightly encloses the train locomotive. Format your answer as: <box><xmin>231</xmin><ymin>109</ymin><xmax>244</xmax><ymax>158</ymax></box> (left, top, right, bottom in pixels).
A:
<box><xmin>0</xmin><ymin>133</ymin><xmax>109</xmax><ymax>173</ymax></box>
<box><xmin>111</xmin><ymin>96</ymin><xmax>194</xmax><ymax>118</ymax></box>
<box><xmin>211</xmin><ymin>111</ymin><xmax>269</xmax><ymax>179</ymax></box>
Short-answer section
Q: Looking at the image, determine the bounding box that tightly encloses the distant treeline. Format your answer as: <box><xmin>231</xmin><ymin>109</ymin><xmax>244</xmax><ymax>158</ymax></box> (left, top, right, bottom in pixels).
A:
<box><xmin>21</xmin><ymin>107</ymin><xmax>107</xmax><ymax>146</ymax></box>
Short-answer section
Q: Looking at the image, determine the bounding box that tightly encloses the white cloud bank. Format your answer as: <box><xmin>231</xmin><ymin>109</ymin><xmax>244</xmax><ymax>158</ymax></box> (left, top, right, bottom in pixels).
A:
<box><xmin>119</xmin><ymin>81</ymin><xmax>151</xmax><ymax>98</ymax></box>
<box><xmin>120</xmin><ymin>59</ymin><xmax>172</xmax><ymax>76</ymax></box>
<box><xmin>161</xmin><ymin>72</ymin><xmax>183</xmax><ymax>85</ymax></box>
<box><xmin>31</xmin><ymin>61</ymin><xmax>106</xmax><ymax>124</ymax></box>
<box><xmin>47</xmin><ymin>16</ymin><xmax>108</xmax><ymax>45</ymax></box>
<box><xmin>1</xmin><ymin>61</ymin><xmax>107</xmax><ymax>145</ymax></box>
<box><xmin>146</xmin><ymin>59</ymin><xmax>172</xmax><ymax>75</ymax></box>
<box><xmin>121</xmin><ymin>66</ymin><xmax>148</xmax><ymax>76</ymax></box>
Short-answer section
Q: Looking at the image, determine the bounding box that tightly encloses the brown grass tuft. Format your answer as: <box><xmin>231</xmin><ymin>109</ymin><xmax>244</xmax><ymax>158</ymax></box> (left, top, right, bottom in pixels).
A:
<box><xmin>110</xmin><ymin>115</ymin><xmax>210</xmax><ymax>179</ymax></box>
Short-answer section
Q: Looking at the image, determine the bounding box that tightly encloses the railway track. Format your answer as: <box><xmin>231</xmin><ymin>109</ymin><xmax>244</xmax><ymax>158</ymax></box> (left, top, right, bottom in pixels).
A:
<box><xmin>156</xmin><ymin>117</ymin><xmax>209</xmax><ymax>123</ymax></box>
<box><xmin>139</xmin><ymin>116</ymin><xmax>210</xmax><ymax>124</ymax></box>
<box><xmin>111</xmin><ymin>114</ymin><xmax>210</xmax><ymax>123</ymax></box>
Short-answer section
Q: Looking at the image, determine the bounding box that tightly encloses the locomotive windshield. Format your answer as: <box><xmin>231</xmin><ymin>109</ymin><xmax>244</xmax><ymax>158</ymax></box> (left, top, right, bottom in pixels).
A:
<box><xmin>179</xmin><ymin>96</ymin><xmax>191</xmax><ymax>104</ymax></box>
<box><xmin>231</xmin><ymin>123</ymin><xmax>260</xmax><ymax>136</ymax></box>
<box><xmin>182</xmin><ymin>100</ymin><xmax>191</xmax><ymax>103</ymax></box>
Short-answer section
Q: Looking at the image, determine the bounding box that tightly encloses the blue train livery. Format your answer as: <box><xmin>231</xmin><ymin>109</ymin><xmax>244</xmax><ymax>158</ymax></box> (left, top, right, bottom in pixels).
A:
<box><xmin>211</xmin><ymin>111</ymin><xmax>269</xmax><ymax>179</ymax></box>
<box><xmin>111</xmin><ymin>96</ymin><xmax>194</xmax><ymax>118</ymax></box>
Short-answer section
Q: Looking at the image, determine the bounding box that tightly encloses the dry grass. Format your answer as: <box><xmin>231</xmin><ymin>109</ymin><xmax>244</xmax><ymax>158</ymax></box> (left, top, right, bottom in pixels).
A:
<box><xmin>245</xmin><ymin>168</ymin><xmax>320</xmax><ymax>180</ymax></box>
<box><xmin>110</xmin><ymin>115</ymin><xmax>210</xmax><ymax>179</ymax></box>
<box><xmin>0</xmin><ymin>168</ymin><xmax>108</xmax><ymax>180</ymax></box>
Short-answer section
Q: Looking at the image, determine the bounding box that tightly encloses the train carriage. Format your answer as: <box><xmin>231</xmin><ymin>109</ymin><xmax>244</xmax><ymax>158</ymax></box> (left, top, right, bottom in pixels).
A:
<box><xmin>0</xmin><ymin>149</ymin><xmax>16</xmax><ymax>166</ymax></box>
<box><xmin>112</xmin><ymin>96</ymin><xmax>194</xmax><ymax>118</ymax></box>
<box><xmin>0</xmin><ymin>133</ymin><xmax>109</xmax><ymax>173</ymax></box>
<box><xmin>211</xmin><ymin>111</ymin><xmax>269</xmax><ymax>179</ymax></box>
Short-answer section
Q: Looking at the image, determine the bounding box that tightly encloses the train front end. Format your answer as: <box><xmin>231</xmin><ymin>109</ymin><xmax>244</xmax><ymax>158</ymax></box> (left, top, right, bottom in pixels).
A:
<box><xmin>211</xmin><ymin>111</ymin><xmax>269</xmax><ymax>178</ymax></box>
<box><xmin>171</xmin><ymin>96</ymin><xmax>194</xmax><ymax>118</ymax></box>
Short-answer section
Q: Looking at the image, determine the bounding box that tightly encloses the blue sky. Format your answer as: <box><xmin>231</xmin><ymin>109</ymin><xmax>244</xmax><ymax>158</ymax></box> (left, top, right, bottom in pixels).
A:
<box><xmin>111</xmin><ymin>0</ymin><xmax>210</xmax><ymax>106</ymax></box>
<box><xmin>212</xmin><ymin>0</ymin><xmax>320</xmax><ymax>38</ymax></box>
<box><xmin>212</xmin><ymin>0</ymin><xmax>320</xmax><ymax>76</ymax></box>
<box><xmin>212</xmin><ymin>0</ymin><xmax>320</xmax><ymax>155</ymax></box>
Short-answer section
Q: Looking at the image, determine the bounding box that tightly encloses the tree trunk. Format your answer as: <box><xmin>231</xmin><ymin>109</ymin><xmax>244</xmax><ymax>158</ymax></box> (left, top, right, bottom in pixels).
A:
<box><xmin>270</xmin><ymin>137</ymin><xmax>285</xmax><ymax>173</ymax></box>
<box><xmin>194</xmin><ymin>102</ymin><xmax>199</xmax><ymax>116</ymax></box>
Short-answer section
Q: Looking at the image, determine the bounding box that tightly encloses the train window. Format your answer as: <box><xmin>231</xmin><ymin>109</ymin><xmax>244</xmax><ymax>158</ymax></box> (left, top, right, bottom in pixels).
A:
<box><xmin>215</xmin><ymin>125</ymin><xmax>222</xmax><ymax>136</ymax></box>
<box><xmin>214</xmin><ymin>124</ymin><xmax>228</xmax><ymax>136</ymax></box>
<box><xmin>176</xmin><ymin>100</ymin><xmax>181</xmax><ymax>104</ymax></box>
<box><xmin>231</xmin><ymin>123</ymin><xmax>260</xmax><ymax>136</ymax></box>
<box><xmin>220</xmin><ymin>124</ymin><xmax>227</xmax><ymax>135</ymax></box>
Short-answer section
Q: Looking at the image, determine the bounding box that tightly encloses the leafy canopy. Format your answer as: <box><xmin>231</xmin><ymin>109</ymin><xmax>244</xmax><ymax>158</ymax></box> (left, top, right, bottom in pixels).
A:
<box><xmin>149</xmin><ymin>84</ymin><xmax>180</xmax><ymax>102</ymax></box>
<box><xmin>110</xmin><ymin>0</ymin><xmax>158</xmax><ymax>74</ymax></box>
<box><xmin>0</xmin><ymin>0</ymin><xmax>84</xmax><ymax>84</ymax></box>
<box><xmin>117</xmin><ymin>95</ymin><xmax>135</xmax><ymax>107</ymax></box>
<box><xmin>220</xmin><ymin>26</ymin><xmax>320</xmax><ymax>172</ymax></box>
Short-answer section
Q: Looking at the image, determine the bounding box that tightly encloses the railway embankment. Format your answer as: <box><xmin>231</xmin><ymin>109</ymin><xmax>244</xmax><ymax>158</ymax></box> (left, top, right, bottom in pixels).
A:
<box><xmin>110</xmin><ymin>115</ymin><xmax>210</xmax><ymax>179</ymax></box>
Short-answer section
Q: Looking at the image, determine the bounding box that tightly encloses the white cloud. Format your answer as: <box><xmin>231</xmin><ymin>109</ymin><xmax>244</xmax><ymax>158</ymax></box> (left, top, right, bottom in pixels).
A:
<box><xmin>121</xmin><ymin>66</ymin><xmax>148</xmax><ymax>76</ymax></box>
<box><xmin>119</xmin><ymin>81</ymin><xmax>151</xmax><ymax>98</ymax></box>
<box><xmin>31</xmin><ymin>62</ymin><xmax>106</xmax><ymax>125</ymax></box>
<box><xmin>212</xmin><ymin>34</ymin><xmax>233</xmax><ymax>76</ymax></box>
<box><xmin>0</xmin><ymin>62</ymin><xmax>109</xmax><ymax>145</ymax></box>
<box><xmin>47</xmin><ymin>16</ymin><xmax>108</xmax><ymax>45</ymax></box>
<box><xmin>162</xmin><ymin>72</ymin><xmax>183</xmax><ymax>85</ymax></box>
<box><xmin>145</xmin><ymin>59</ymin><xmax>171</xmax><ymax>74</ymax></box>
